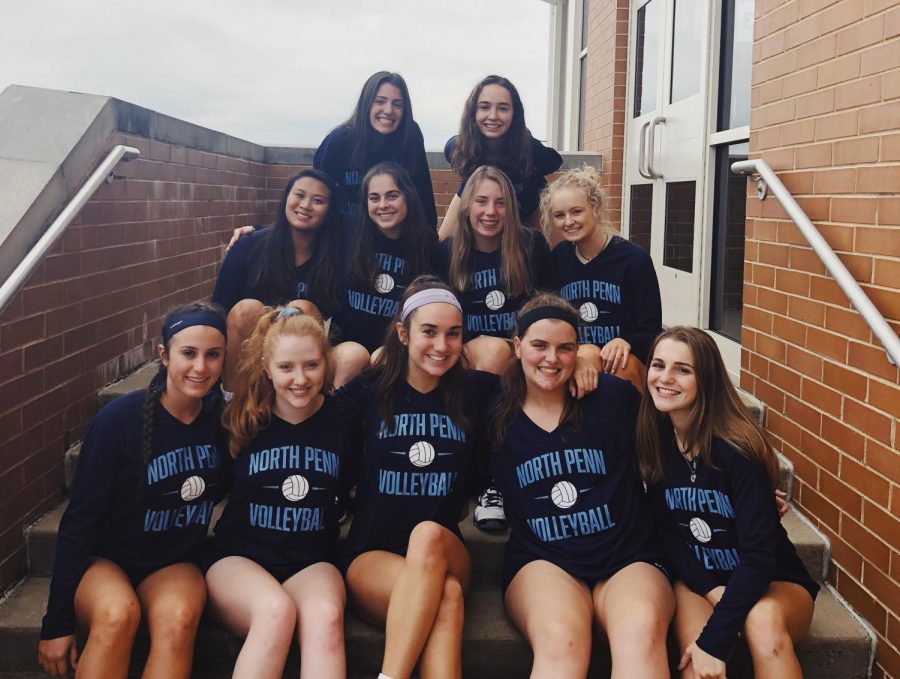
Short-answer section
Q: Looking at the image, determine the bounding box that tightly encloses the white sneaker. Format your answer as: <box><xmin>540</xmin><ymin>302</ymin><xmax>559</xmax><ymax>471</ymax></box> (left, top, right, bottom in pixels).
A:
<box><xmin>474</xmin><ymin>486</ymin><xmax>506</xmax><ymax>531</ymax></box>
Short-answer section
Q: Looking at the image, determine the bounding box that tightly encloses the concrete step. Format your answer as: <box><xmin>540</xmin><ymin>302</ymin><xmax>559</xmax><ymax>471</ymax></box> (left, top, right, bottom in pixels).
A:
<box><xmin>0</xmin><ymin>574</ymin><xmax>872</xmax><ymax>678</ymax></box>
<box><xmin>25</xmin><ymin>501</ymin><xmax>827</xmax><ymax>592</ymax></box>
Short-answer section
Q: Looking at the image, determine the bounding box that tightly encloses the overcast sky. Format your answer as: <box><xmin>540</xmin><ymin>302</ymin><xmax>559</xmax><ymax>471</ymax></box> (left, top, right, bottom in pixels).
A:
<box><xmin>0</xmin><ymin>0</ymin><xmax>552</xmax><ymax>151</ymax></box>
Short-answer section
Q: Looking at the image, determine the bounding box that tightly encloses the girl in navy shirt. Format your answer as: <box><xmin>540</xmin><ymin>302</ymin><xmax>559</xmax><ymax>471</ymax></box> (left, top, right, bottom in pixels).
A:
<box><xmin>38</xmin><ymin>303</ymin><xmax>228</xmax><ymax>679</ymax></box>
<box><xmin>541</xmin><ymin>165</ymin><xmax>662</xmax><ymax>389</ymax></box>
<box><xmin>315</xmin><ymin>71</ymin><xmax>437</xmax><ymax>240</ymax></box>
<box><xmin>338</xmin><ymin>276</ymin><xmax>495</xmax><ymax>679</ymax></box>
<box><xmin>489</xmin><ymin>294</ymin><xmax>673</xmax><ymax>678</ymax></box>
<box><xmin>333</xmin><ymin>162</ymin><xmax>437</xmax><ymax>356</ymax></box>
<box><xmin>439</xmin><ymin>75</ymin><xmax>562</xmax><ymax>239</ymax></box>
<box><xmin>212</xmin><ymin>170</ymin><xmax>367</xmax><ymax>389</ymax></box>
<box><xmin>636</xmin><ymin>327</ymin><xmax>817</xmax><ymax>679</ymax></box>
<box><xmin>205</xmin><ymin>307</ymin><xmax>358</xmax><ymax>679</ymax></box>
<box><xmin>433</xmin><ymin>165</ymin><xmax>551</xmax><ymax>374</ymax></box>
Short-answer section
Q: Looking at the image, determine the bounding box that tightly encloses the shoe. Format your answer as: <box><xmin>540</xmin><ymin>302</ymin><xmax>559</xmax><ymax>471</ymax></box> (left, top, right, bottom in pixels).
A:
<box><xmin>474</xmin><ymin>485</ymin><xmax>506</xmax><ymax>531</ymax></box>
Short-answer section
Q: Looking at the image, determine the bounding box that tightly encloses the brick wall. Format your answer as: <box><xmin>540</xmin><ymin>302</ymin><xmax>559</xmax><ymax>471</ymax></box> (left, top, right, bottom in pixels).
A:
<box><xmin>745</xmin><ymin>1</ymin><xmax>899</xmax><ymax>676</ymax></box>
<box><xmin>582</xmin><ymin>0</ymin><xmax>631</xmax><ymax>229</ymax></box>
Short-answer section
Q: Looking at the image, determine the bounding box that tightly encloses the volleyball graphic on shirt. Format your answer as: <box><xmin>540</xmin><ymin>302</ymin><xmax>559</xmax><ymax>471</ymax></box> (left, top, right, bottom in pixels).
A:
<box><xmin>374</xmin><ymin>273</ymin><xmax>395</xmax><ymax>294</ymax></box>
<box><xmin>282</xmin><ymin>474</ymin><xmax>310</xmax><ymax>501</ymax></box>
<box><xmin>689</xmin><ymin>517</ymin><xmax>712</xmax><ymax>543</ymax></box>
<box><xmin>180</xmin><ymin>475</ymin><xmax>206</xmax><ymax>502</ymax></box>
<box><xmin>408</xmin><ymin>440</ymin><xmax>436</xmax><ymax>467</ymax></box>
<box><xmin>485</xmin><ymin>290</ymin><xmax>506</xmax><ymax>310</ymax></box>
<box><xmin>551</xmin><ymin>480</ymin><xmax>578</xmax><ymax>509</ymax></box>
<box><xmin>579</xmin><ymin>302</ymin><xmax>599</xmax><ymax>322</ymax></box>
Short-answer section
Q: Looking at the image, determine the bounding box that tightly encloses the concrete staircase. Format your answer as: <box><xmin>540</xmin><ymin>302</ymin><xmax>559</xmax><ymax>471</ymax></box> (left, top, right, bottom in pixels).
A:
<box><xmin>0</xmin><ymin>366</ymin><xmax>875</xmax><ymax>678</ymax></box>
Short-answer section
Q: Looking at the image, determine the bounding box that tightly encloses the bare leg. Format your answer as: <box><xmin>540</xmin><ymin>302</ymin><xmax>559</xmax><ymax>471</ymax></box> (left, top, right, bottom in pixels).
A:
<box><xmin>282</xmin><ymin>562</ymin><xmax>347</xmax><ymax>679</ymax></box>
<box><xmin>504</xmin><ymin>560</ymin><xmax>593</xmax><ymax>679</ymax></box>
<box><xmin>672</xmin><ymin>581</ymin><xmax>713</xmax><ymax>679</ymax></box>
<box><xmin>346</xmin><ymin>522</ymin><xmax>470</xmax><ymax>679</ymax></box>
<box><xmin>72</xmin><ymin>558</ymin><xmax>141</xmax><ymax>679</ymax></box>
<box><xmin>417</xmin><ymin>575</ymin><xmax>465</xmax><ymax>679</ymax></box>
<box><xmin>206</xmin><ymin>556</ymin><xmax>298</xmax><ymax>679</ymax></box>
<box><xmin>464</xmin><ymin>336</ymin><xmax>514</xmax><ymax>375</ymax></box>
<box><xmin>744</xmin><ymin>582</ymin><xmax>814</xmax><ymax>679</ymax></box>
<box><xmin>592</xmin><ymin>562</ymin><xmax>674</xmax><ymax>679</ymax></box>
<box><xmin>223</xmin><ymin>299</ymin><xmax>264</xmax><ymax>389</ymax></box>
<box><xmin>330</xmin><ymin>341</ymin><xmax>371</xmax><ymax>389</ymax></box>
<box><xmin>137</xmin><ymin>562</ymin><xmax>206</xmax><ymax>679</ymax></box>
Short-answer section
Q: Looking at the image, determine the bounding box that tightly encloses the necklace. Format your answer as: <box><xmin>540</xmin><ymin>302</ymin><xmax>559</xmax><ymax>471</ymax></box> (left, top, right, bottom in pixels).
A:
<box><xmin>575</xmin><ymin>230</ymin><xmax>610</xmax><ymax>264</ymax></box>
<box><xmin>675</xmin><ymin>434</ymin><xmax>698</xmax><ymax>483</ymax></box>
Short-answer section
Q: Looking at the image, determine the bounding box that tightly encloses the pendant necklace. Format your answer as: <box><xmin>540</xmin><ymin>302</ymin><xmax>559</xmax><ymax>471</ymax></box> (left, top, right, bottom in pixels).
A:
<box><xmin>676</xmin><ymin>434</ymin><xmax>698</xmax><ymax>483</ymax></box>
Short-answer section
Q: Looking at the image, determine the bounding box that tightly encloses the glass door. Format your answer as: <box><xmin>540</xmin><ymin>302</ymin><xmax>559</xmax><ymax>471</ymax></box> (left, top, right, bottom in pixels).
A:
<box><xmin>623</xmin><ymin>0</ymin><xmax>711</xmax><ymax>328</ymax></box>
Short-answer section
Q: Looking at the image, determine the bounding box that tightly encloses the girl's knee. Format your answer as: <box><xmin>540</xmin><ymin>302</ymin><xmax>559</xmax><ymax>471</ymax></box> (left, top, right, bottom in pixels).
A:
<box><xmin>406</xmin><ymin>522</ymin><xmax>450</xmax><ymax>570</ymax></box>
<box><xmin>745</xmin><ymin>601</ymin><xmax>793</xmax><ymax>658</ymax></box>
<box><xmin>228</xmin><ymin>299</ymin><xmax>263</xmax><ymax>332</ymax></box>
<box><xmin>90</xmin><ymin>597</ymin><xmax>141</xmax><ymax>642</ymax></box>
<box><xmin>299</xmin><ymin>599</ymin><xmax>344</xmax><ymax>652</ymax></box>
<box><xmin>534</xmin><ymin>617</ymin><xmax>589</xmax><ymax>664</ymax></box>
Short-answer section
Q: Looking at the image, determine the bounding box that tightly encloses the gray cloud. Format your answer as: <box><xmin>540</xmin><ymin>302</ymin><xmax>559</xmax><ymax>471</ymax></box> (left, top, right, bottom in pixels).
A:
<box><xmin>0</xmin><ymin>0</ymin><xmax>550</xmax><ymax>150</ymax></box>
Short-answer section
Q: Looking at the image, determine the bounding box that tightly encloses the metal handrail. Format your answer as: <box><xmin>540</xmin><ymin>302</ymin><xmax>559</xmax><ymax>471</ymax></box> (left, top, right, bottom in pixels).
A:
<box><xmin>733</xmin><ymin>158</ymin><xmax>900</xmax><ymax>366</ymax></box>
<box><xmin>0</xmin><ymin>145</ymin><xmax>140</xmax><ymax>315</ymax></box>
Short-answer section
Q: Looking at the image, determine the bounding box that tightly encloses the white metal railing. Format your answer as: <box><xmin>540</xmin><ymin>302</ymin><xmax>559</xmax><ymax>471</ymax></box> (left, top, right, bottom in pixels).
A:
<box><xmin>733</xmin><ymin>158</ymin><xmax>900</xmax><ymax>366</ymax></box>
<box><xmin>0</xmin><ymin>145</ymin><xmax>141</xmax><ymax>315</ymax></box>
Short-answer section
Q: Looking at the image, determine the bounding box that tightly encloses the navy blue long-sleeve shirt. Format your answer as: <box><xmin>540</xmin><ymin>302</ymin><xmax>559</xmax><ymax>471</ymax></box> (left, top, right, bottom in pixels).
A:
<box><xmin>336</xmin><ymin>370</ymin><xmax>497</xmax><ymax>561</ymax></box>
<box><xmin>432</xmin><ymin>230</ymin><xmax>552</xmax><ymax>341</ymax></box>
<box><xmin>211</xmin><ymin>228</ymin><xmax>314</xmax><ymax>313</ymax></box>
<box><xmin>490</xmin><ymin>376</ymin><xmax>660</xmax><ymax>584</ymax></box>
<box><xmin>314</xmin><ymin>124</ymin><xmax>437</xmax><ymax>242</ymax></box>
<box><xmin>648</xmin><ymin>435</ymin><xmax>818</xmax><ymax>660</ymax></box>
<box><xmin>333</xmin><ymin>231</ymin><xmax>425</xmax><ymax>352</ymax></box>
<box><xmin>208</xmin><ymin>397</ymin><xmax>360</xmax><ymax>574</ymax></box>
<box><xmin>444</xmin><ymin>136</ymin><xmax>562</xmax><ymax>221</ymax></box>
<box><xmin>551</xmin><ymin>236</ymin><xmax>662</xmax><ymax>363</ymax></box>
<box><xmin>41</xmin><ymin>390</ymin><xmax>226</xmax><ymax>640</ymax></box>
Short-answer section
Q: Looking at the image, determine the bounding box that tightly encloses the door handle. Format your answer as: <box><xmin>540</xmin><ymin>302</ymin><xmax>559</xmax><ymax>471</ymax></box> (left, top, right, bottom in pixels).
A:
<box><xmin>638</xmin><ymin>120</ymin><xmax>652</xmax><ymax>179</ymax></box>
<box><xmin>646</xmin><ymin>116</ymin><xmax>665</xmax><ymax>179</ymax></box>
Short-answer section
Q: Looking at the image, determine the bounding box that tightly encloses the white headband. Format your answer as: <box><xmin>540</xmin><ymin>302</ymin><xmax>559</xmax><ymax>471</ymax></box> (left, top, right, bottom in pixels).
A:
<box><xmin>400</xmin><ymin>289</ymin><xmax>462</xmax><ymax>321</ymax></box>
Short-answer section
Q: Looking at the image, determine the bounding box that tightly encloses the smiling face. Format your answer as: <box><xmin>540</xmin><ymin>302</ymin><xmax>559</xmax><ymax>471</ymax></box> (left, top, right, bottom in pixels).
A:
<box><xmin>160</xmin><ymin>325</ymin><xmax>226</xmax><ymax>403</ymax></box>
<box><xmin>285</xmin><ymin>176</ymin><xmax>331</xmax><ymax>233</ymax></box>
<box><xmin>514</xmin><ymin>319</ymin><xmax>579</xmax><ymax>395</ymax></box>
<box><xmin>467</xmin><ymin>178</ymin><xmax>506</xmax><ymax>251</ymax></box>
<box><xmin>647</xmin><ymin>338</ymin><xmax>698</xmax><ymax>432</ymax></box>
<box><xmin>549</xmin><ymin>186</ymin><xmax>601</xmax><ymax>246</ymax></box>
<box><xmin>397</xmin><ymin>302</ymin><xmax>463</xmax><ymax>392</ymax></box>
<box><xmin>475</xmin><ymin>84</ymin><xmax>514</xmax><ymax>140</ymax></box>
<box><xmin>367</xmin><ymin>172</ymin><xmax>408</xmax><ymax>239</ymax></box>
<box><xmin>264</xmin><ymin>333</ymin><xmax>327</xmax><ymax>421</ymax></box>
<box><xmin>369</xmin><ymin>82</ymin><xmax>404</xmax><ymax>135</ymax></box>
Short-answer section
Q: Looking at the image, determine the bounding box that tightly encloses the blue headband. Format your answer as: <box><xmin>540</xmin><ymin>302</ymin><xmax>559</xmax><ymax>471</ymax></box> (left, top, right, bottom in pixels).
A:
<box><xmin>277</xmin><ymin>307</ymin><xmax>302</xmax><ymax>319</ymax></box>
<box><xmin>162</xmin><ymin>310</ymin><xmax>227</xmax><ymax>345</ymax></box>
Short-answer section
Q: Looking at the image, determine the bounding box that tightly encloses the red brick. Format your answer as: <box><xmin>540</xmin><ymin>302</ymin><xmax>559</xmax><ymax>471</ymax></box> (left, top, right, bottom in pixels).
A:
<box><xmin>770</xmin><ymin>363</ymin><xmax>803</xmax><ymax>396</ymax></box>
<box><xmin>831</xmin><ymin>196</ymin><xmax>878</xmax><ymax>224</ymax></box>
<box><xmin>786</xmin><ymin>394</ymin><xmax>824</xmax><ymax>433</ymax></box>
<box><xmin>882</xmin><ymin>133</ymin><xmax>900</xmax><ymax>161</ymax></box>
<box><xmin>786</xmin><ymin>345</ymin><xmax>824</xmax><ymax>379</ymax></box>
<box><xmin>868</xmin><ymin>378</ymin><xmax>900</xmax><ymax>418</ymax></box>
<box><xmin>860</xmin><ymin>38</ymin><xmax>900</xmax><ymax>76</ymax></box>
<box><xmin>821</xmin><ymin>524</ymin><xmax>864</xmax><ymax>579</ymax></box>
<box><xmin>836</xmin><ymin>14</ymin><xmax>885</xmax><ymax>54</ymax></box>
<box><xmin>794</xmin><ymin>142</ymin><xmax>833</xmax><ymax>167</ymax></box>
<box><xmin>800</xmin><ymin>429</ymin><xmax>842</xmax><ymax>473</ymax></box>
<box><xmin>873</xmin><ymin>258</ymin><xmax>900</xmax><ymax>287</ymax></box>
<box><xmin>814</xmin><ymin>109</ymin><xmax>860</xmax><ymax>139</ymax></box>
<box><xmin>814</xmin><ymin>167</ymin><xmax>858</xmax><ymax>193</ymax></box>
<box><xmin>845</xmin><ymin>397</ymin><xmax>893</xmax><ymax>443</ymax></box>
<box><xmin>787</xmin><ymin>295</ymin><xmax>826</xmax><ymax>323</ymax></box>
<box><xmin>802</xmin><ymin>377</ymin><xmax>844</xmax><ymax>415</ymax></box>
<box><xmin>877</xmin><ymin>197</ymin><xmax>900</xmax><ymax>225</ymax></box>
<box><xmin>798</xmin><ymin>483</ymin><xmax>841</xmax><ymax>527</ymax></box>
<box><xmin>807</xmin><ymin>327</ymin><xmax>849</xmax><ymax>361</ymax></box>
<box><xmin>848</xmin><ymin>340</ymin><xmax>900</xmax><ymax>380</ymax></box>
<box><xmin>858</xmin><ymin>165</ymin><xmax>900</xmax><ymax>193</ymax></box>
<box><xmin>842</xmin><ymin>456</ymin><xmax>891</xmax><ymax>505</ymax></box>
<box><xmin>799</xmin><ymin>34</ymin><xmax>837</xmax><ymax>69</ymax></box>
<box><xmin>839</xmin><ymin>514</ymin><xmax>893</xmax><ymax>573</ymax></box>
<box><xmin>819</xmin><ymin>470</ymin><xmax>863</xmax><ymax>517</ymax></box>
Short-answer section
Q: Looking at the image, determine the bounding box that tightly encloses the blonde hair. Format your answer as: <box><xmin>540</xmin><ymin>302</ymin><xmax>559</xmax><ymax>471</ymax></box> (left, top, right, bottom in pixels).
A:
<box><xmin>222</xmin><ymin>308</ymin><xmax>330</xmax><ymax>458</ymax></box>
<box><xmin>539</xmin><ymin>165</ymin><xmax>611</xmax><ymax>242</ymax></box>
<box><xmin>451</xmin><ymin>165</ymin><xmax>531</xmax><ymax>298</ymax></box>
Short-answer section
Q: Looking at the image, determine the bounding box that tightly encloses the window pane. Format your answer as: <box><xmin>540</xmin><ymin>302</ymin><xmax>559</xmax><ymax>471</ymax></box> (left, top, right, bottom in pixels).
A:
<box><xmin>670</xmin><ymin>0</ymin><xmax>702</xmax><ymax>104</ymax></box>
<box><xmin>578</xmin><ymin>57</ymin><xmax>587</xmax><ymax>151</ymax></box>
<box><xmin>710</xmin><ymin>142</ymin><xmax>748</xmax><ymax>341</ymax></box>
<box><xmin>581</xmin><ymin>0</ymin><xmax>590</xmax><ymax>51</ymax></box>
<box><xmin>633</xmin><ymin>0</ymin><xmax>660</xmax><ymax>117</ymax></box>
<box><xmin>629</xmin><ymin>184</ymin><xmax>653</xmax><ymax>252</ymax></box>
<box><xmin>718</xmin><ymin>0</ymin><xmax>754</xmax><ymax>130</ymax></box>
<box><xmin>663</xmin><ymin>181</ymin><xmax>695</xmax><ymax>273</ymax></box>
